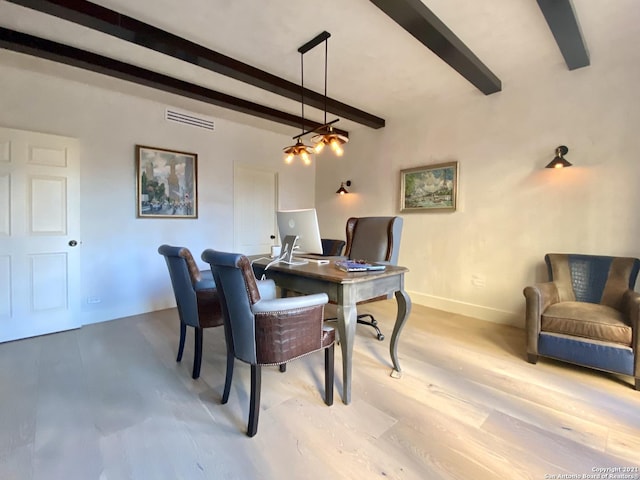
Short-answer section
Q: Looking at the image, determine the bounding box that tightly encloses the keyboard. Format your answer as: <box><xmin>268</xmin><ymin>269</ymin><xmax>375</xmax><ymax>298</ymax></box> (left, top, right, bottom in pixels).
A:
<box><xmin>293</xmin><ymin>256</ymin><xmax>329</xmax><ymax>265</ymax></box>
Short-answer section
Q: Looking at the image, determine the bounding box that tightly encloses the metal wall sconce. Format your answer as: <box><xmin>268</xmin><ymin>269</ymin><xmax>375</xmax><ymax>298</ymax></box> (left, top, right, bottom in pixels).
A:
<box><xmin>545</xmin><ymin>145</ymin><xmax>572</xmax><ymax>168</ymax></box>
<box><xmin>336</xmin><ymin>180</ymin><xmax>351</xmax><ymax>195</ymax></box>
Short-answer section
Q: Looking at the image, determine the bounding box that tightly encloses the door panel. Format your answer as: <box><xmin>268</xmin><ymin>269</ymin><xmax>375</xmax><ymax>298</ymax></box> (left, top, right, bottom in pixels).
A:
<box><xmin>0</xmin><ymin>127</ymin><xmax>80</xmax><ymax>343</ymax></box>
<box><xmin>234</xmin><ymin>166</ymin><xmax>277</xmax><ymax>255</ymax></box>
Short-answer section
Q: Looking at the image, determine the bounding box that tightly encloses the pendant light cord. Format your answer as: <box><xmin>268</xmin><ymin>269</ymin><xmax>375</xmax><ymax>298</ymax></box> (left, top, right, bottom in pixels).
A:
<box><xmin>300</xmin><ymin>53</ymin><xmax>305</xmax><ymax>133</ymax></box>
<box><xmin>323</xmin><ymin>38</ymin><xmax>328</xmax><ymax>125</ymax></box>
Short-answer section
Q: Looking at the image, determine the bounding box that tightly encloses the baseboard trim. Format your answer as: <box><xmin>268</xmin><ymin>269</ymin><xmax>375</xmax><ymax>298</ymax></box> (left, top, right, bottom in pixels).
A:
<box><xmin>408</xmin><ymin>291</ymin><xmax>523</xmax><ymax>328</ymax></box>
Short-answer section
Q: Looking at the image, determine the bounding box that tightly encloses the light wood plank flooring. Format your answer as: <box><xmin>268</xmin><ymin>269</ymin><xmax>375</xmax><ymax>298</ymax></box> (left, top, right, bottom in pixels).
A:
<box><xmin>1</xmin><ymin>301</ymin><xmax>639</xmax><ymax>480</ymax></box>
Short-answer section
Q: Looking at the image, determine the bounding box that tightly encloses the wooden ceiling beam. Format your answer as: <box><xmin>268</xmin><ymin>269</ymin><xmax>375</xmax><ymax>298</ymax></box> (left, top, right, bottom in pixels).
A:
<box><xmin>0</xmin><ymin>27</ymin><xmax>349</xmax><ymax>137</ymax></box>
<box><xmin>5</xmin><ymin>0</ymin><xmax>384</xmax><ymax>129</ymax></box>
<box><xmin>536</xmin><ymin>0</ymin><xmax>589</xmax><ymax>70</ymax></box>
<box><xmin>369</xmin><ymin>0</ymin><xmax>501</xmax><ymax>95</ymax></box>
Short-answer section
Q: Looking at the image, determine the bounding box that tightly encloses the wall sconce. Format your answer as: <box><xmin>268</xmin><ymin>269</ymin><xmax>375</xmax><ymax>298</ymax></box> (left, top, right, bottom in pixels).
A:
<box><xmin>545</xmin><ymin>145</ymin><xmax>572</xmax><ymax>168</ymax></box>
<box><xmin>336</xmin><ymin>180</ymin><xmax>351</xmax><ymax>195</ymax></box>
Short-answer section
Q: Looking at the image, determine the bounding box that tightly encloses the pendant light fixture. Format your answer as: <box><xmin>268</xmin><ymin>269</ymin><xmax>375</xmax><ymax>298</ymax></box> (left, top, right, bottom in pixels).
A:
<box><xmin>283</xmin><ymin>50</ymin><xmax>313</xmax><ymax>165</ymax></box>
<box><xmin>310</xmin><ymin>32</ymin><xmax>349</xmax><ymax>157</ymax></box>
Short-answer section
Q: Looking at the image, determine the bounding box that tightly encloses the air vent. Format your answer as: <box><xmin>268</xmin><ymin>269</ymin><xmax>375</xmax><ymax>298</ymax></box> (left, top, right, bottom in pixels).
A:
<box><xmin>165</xmin><ymin>108</ymin><xmax>215</xmax><ymax>131</ymax></box>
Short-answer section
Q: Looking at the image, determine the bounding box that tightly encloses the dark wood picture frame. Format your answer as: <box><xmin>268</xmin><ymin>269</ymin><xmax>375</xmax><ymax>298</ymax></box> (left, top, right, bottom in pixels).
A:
<box><xmin>136</xmin><ymin>145</ymin><xmax>198</xmax><ymax>218</ymax></box>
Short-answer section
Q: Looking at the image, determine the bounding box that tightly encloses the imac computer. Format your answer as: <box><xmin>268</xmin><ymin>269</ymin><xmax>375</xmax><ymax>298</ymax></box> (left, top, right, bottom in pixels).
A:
<box><xmin>276</xmin><ymin>208</ymin><xmax>323</xmax><ymax>263</ymax></box>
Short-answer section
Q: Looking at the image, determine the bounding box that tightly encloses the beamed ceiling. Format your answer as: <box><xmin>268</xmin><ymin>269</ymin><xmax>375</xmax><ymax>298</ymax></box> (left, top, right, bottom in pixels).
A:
<box><xmin>0</xmin><ymin>0</ymin><xmax>628</xmax><ymax>138</ymax></box>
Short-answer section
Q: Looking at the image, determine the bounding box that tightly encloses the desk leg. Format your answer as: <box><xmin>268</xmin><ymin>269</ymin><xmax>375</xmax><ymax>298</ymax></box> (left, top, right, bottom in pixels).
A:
<box><xmin>336</xmin><ymin>301</ymin><xmax>357</xmax><ymax>405</ymax></box>
<box><xmin>390</xmin><ymin>289</ymin><xmax>412</xmax><ymax>379</ymax></box>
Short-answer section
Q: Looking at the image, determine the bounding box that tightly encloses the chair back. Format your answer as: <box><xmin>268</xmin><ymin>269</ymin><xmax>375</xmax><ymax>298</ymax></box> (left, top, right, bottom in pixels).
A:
<box><xmin>321</xmin><ymin>238</ymin><xmax>346</xmax><ymax>256</ymax></box>
<box><xmin>201</xmin><ymin>249</ymin><xmax>261</xmax><ymax>364</ymax></box>
<box><xmin>545</xmin><ymin>253</ymin><xmax>640</xmax><ymax>308</ymax></box>
<box><xmin>158</xmin><ymin>244</ymin><xmax>203</xmax><ymax>328</ymax></box>
<box><xmin>344</xmin><ymin>216</ymin><xmax>403</xmax><ymax>264</ymax></box>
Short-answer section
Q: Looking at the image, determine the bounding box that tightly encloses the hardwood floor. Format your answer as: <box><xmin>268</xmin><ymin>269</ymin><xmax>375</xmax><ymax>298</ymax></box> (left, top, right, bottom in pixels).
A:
<box><xmin>1</xmin><ymin>301</ymin><xmax>639</xmax><ymax>480</ymax></box>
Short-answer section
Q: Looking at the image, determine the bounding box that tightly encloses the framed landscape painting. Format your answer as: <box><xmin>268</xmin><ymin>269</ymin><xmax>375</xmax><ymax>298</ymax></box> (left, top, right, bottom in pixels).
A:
<box><xmin>136</xmin><ymin>145</ymin><xmax>198</xmax><ymax>218</ymax></box>
<box><xmin>400</xmin><ymin>161</ymin><xmax>458</xmax><ymax>212</ymax></box>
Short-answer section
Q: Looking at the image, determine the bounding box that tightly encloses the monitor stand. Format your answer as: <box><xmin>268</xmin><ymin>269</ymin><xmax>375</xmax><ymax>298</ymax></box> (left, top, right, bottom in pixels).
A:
<box><xmin>280</xmin><ymin>235</ymin><xmax>299</xmax><ymax>263</ymax></box>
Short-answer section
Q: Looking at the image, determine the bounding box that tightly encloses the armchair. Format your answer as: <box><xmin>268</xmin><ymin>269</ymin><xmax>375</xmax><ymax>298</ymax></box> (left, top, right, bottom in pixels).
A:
<box><xmin>201</xmin><ymin>249</ymin><xmax>335</xmax><ymax>437</ymax></box>
<box><xmin>334</xmin><ymin>216</ymin><xmax>403</xmax><ymax>341</ymax></box>
<box><xmin>158</xmin><ymin>245</ymin><xmax>223</xmax><ymax>379</ymax></box>
<box><xmin>524</xmin><ymin>253</ymin><xmax>640</xmax><ymax>389</ymax></box>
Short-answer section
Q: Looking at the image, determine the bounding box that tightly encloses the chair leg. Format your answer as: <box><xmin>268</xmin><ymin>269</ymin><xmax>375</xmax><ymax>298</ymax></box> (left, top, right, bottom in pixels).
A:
<box><xmin>248</xmin><ymin>365</ymin><xmax>261</xmax><ymax>437</ymax></box>
<box><xmin>527</xmin><ymin>353</ymin><xmax>538</xmax><ymax>364</ymax></box>
<box><xmin>177</xmin><ymin>322</ymin><xmax>187</xmax><ymax>362</ymax></box>
<box><xmin>357</xmin><ymin>315</ymin><xmax>385</xmax><ymax>341</ymax></box>
<box><xmin>635</xmin><ymin>378</ymin><xmax>639</xmax><ymax>391</ymax></box>
<box><xmin>222</xmin><ymin>350</ymin><xmax>234</xmax><ymax>404</ymax></box>
<box><xmin>325</xmin><ymin>344</ymin><xmax>334</xmax><ymax>406</ymax></box>
<box><xmin>279</xmin><ymin>364</ymin><xmax>287</xmax><ymax>373</ymax></box>
<box><xmin>192</xmin><ymin>327</ymin><xmax>203</xmax><ymax>379</ymax></box>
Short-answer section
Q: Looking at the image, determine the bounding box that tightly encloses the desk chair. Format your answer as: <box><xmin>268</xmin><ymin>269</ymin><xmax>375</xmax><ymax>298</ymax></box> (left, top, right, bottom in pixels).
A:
<box><xmin>158</xmin><ymin>245</ymin><xmax>223</xmax><ymax>379</ymax></box>
<box><xmin>202</xmin><ymin>249</ymin><xmax>335</xmax><ymax>437</ymax></box>
<box><xmin>321</xmin><ymin>238</ymin><xmax>346</xmax><ymax>256</ymax></box>
<box><xmin>327</xmin><ymin>216</ymin><xmax>403</xmax><ymax>341</ymax></box>
<box><xmin>524</xmin><ymin>253</ymin><xmax>640</xmax><ymax>390</ymax></box>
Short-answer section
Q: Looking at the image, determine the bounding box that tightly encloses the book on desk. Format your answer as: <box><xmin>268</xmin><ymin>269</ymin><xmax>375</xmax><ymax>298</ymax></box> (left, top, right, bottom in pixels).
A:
<box><xmin>334</xmin><ymin>260</ymin><xmax>386</xmax><ymax>272</ymax></box>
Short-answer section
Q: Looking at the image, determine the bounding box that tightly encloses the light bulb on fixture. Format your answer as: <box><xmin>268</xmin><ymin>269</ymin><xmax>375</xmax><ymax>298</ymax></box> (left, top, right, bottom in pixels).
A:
<box><xmin>283</xmin><ymin>138</ymin><xmax>313</xmax><ymax>165</ymax></box>
<box><xmin>545</xmin><ymin>145</ymin><xmax>572</xmax><ymax>169</ymax></box>
<box><xmin>336</xmin><ymin>180</ymin><xmax>351</xmax><ymax>195</ymax></box>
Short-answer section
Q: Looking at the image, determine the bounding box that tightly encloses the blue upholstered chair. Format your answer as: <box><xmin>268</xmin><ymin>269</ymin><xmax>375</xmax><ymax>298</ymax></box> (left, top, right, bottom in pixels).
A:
<box><xmin>524</xmin><ymin>253</ymin><xmax>640</xmax><ymax>390</ymax></box>
<box><xmin>201</xmin><ymin>249</ymin><xmax>335</xmax><ymax>437</ymax></box>
<box><xmin>158</xmin><ymin>245</ymin><xmax>224</xmax><ymax>379</ymax></box>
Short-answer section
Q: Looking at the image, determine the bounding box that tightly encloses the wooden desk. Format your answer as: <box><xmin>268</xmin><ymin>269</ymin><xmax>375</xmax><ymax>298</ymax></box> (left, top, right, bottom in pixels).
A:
<box><xmin>251</xmin><ymin>257</ymin><xmax>411</xmax><ymax>405</ymax></box>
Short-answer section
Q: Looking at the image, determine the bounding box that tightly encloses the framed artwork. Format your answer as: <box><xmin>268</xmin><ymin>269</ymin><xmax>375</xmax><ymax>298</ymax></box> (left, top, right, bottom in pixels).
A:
<box><xmin>400</xmin><ymin>161</ymin><xmax>458</xmax><ymax>212</ymax></box>
<box><xmin>136</xmin><ymin>145</ymin><xmax>198</xmax><ymax>218</ymax></box>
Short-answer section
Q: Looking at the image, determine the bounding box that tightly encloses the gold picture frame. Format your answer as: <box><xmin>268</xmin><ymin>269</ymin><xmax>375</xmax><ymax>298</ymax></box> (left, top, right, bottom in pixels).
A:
<box><xmin>136</xmin><ymin>145</ymin><xmax>198</xmax><ymax>218</ymax></box>
<box><xmin>400</xmin><ymin>161</ymin><xmax>458</xmax><ymax>212</ymax></box>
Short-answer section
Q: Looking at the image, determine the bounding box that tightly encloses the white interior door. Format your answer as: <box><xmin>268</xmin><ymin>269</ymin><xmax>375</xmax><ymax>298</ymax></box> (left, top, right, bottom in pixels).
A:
<box><xmin>233</xmin><ymin>166</ymin><xmax>278</xmax><ymax>255</ymax></box>
<box><xmin>0</xmin><ymin>127</ymin><xmax>81</xmax><ymax>343</ymax></box>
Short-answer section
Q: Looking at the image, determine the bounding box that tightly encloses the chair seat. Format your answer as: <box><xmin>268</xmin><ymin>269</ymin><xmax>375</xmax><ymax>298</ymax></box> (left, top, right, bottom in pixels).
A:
<box><xmin>542</xmin><ymin>301</ymin><xmax>631</xmax><ymax>346</ymax></box>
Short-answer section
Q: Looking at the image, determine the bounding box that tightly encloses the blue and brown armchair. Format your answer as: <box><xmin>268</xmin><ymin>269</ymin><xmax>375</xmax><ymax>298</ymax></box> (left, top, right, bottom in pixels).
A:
<box><xmin>201</xmin><ymin>249</ymin><xmax>335</xmax><ymax>437</ymax></box>
<box><xmin>524</xmin><ymin>253</ymin><xmax>640</xmax><ymax>390</ymax></box>
<box><xmin>158</xmin><ymin>244</ymin><xmax>224</xmax><ymax>379</ymax></box>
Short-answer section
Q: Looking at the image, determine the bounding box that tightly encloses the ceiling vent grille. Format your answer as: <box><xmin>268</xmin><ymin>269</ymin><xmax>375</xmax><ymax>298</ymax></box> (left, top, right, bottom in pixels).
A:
<box><xmin>165</xmin><ymin>108</ymin><xmax>215</xmax><ymax>131</ymax></box>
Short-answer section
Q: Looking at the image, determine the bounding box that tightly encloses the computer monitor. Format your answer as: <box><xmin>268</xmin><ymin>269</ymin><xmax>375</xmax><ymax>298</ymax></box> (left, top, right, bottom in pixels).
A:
<box><xmin>276</xmin><ymin>208</ymin><xmax>323</xmax><ymax>255</ymax></box>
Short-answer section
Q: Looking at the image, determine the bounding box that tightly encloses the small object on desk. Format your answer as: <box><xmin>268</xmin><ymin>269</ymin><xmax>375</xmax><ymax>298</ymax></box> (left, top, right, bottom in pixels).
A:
<box><xmin>334</xmin><ymin>260</ymin><xmax>386</xmax><ymax>272</ymax></box>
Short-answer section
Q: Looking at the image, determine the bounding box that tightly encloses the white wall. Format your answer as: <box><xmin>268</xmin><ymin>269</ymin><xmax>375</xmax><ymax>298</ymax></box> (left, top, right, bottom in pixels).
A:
<box><xmin>316</xmin><ymin>19</ymin><xmax>640</xmax><ymax>327</ymax></box>
<box><xmin>0</xmin><ymin>53</ymin><xmax>315</xmax><ymax>325</ymax></box>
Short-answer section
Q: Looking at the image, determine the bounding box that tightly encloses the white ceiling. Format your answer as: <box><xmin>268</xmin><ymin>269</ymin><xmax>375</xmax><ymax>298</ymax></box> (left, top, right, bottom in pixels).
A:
<box><xmin>1</xmin><ymin>0</ymin><xmax>638</xmax><ymax>136</ymax></box>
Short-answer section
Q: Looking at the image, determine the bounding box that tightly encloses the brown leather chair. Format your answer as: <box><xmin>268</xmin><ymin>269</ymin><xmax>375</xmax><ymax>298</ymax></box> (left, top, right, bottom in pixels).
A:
<box><xmin>336</xmin><ymin>216</ymin><xmax>403</xmax><ymax>341</ymax></box>
<box><xmin>158</xmin><ymin>245</ymin><xmax>223</xmax><ymax>379</ymax></box>
<box><xmin>524</xmin><ymin>253</ymin><xmax>640</xmax><ymax>389</ymax></box>
<box><xmin>202</xmin><ymin>249</ymin><xmax>335</xmax><ymax>437</ymax></box>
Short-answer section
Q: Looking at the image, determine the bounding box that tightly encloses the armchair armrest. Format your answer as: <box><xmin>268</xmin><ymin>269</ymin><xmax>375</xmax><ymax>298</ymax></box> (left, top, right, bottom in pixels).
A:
<box><xmin>252</xmin><ymin>293</ymin><xmax>328</xmax><ymax>314</ymax></box>
<box><xmin>256</xmin><ymin>279</ymin><xmax>277</xmax><ymax>300</ymax></box>
<box><xmin>195</xmin><ymin>269</ymin><xmax>215</xmax><ymax>290</ymax></box>
<box><xmin>622</xmin><ymin>290</ymin><xmax>640</xmax><ymax>376</ymax></box>
<box><xmin>253</xmin><ymin>293</ymin><xmax>330</xmax><ymax>364</ymax></box>
<box><xmin>523</xmin><ymin>282</ymin><xmax>559</xmax><ymax>356</ymax></box>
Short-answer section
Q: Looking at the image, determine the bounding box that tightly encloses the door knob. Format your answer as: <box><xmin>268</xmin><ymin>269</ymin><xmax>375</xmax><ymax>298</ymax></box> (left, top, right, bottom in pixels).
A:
<box><xmin>68</xmin><ymin>240</ymin><xmax>78</xmax><ymax>247</ymax></box>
